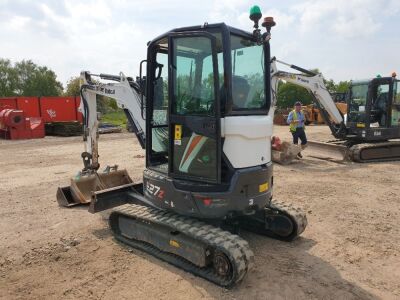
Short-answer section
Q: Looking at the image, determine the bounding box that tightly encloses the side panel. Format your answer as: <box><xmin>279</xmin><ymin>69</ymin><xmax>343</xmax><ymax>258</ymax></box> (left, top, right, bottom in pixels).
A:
<box><xmin>40</xmin><ymin>97</ymin><xmax>78</xmax><ymax>122</ymax></box>
<box><xmin>0</xmin><ymin>98</ymin><xmax>17</xmax><ymax>111</ymax></box>
<box><xmin>222</xmin><ymin>115</ymin><xmax>272</xmax><ymax>168</ymax></box>
<box><xmin>16</xmin><ymin>97</ymin><xmax>40</xmax><ymax>118</ymax></box>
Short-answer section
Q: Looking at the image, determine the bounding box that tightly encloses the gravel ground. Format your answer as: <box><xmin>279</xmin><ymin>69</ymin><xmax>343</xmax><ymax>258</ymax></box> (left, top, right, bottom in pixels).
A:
<box><xmin>0</xmin><ymin>126</ymin><xmax>399</xmax><ymax>299</ymax></box>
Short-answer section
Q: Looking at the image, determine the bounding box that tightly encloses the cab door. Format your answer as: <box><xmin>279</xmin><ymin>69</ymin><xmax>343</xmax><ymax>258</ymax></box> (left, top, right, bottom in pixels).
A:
<box><xmin>390</xmin><ymin>80</ymin><xmax>400</xmax><ymax>127</ymax></box>
<box><xmin>168</xmin><ymin>32</ymin><xmax>221</xmax><ymax>183</ymax></box>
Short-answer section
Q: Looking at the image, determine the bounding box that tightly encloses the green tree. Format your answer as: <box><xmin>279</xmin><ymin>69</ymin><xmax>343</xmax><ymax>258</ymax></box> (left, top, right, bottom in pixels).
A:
<box><xmin>14</xmin><ymin>60</ymin><xmax>63</xmax><ymax>96</ymax></box>
<box><xmin>324</xmin><ymin>78</ymin><xmax>336</xmax><ymax>93</ymax></box>
<box><xmin>64</xmin><ymin>76</ymin><xmax>81</xmax><ymax>96</ymax></box>
<box><xmin>336</xmin><ymin>81</ymin><xmax>351</xmax><ymax>93</ymax></box>
<box><xmin>276</xmin><ymin>81</ymin><xmax>313</xmax><ymax>109</ymax></box>
<box><xmin>0</xmin><ymin>59</ymin><xmax>18</xmax><ymax>96</ymax></box>
<box><xmin>0</xmin><ymin>59</ymin><xmax>63</xmax><ymax>96</ymax></box>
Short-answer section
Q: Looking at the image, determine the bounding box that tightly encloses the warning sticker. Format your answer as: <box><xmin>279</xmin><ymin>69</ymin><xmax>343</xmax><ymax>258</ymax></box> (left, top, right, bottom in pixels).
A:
<box><xmin>174</xmin><ymin>124</ymin><xmax>182</xmax><ymax>140</ymax></box>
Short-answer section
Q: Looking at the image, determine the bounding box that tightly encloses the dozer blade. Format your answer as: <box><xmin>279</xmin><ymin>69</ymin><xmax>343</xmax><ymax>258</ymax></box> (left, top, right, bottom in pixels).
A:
<box><xmin>307</xmin><ymin>140</ymin><xmax>350</xmax><ymax>162</ymax></box>
<box><xmin>88</xmin><ymin>182</ymin><xmax>150</xmax><ymax>213</ymax></box>
<box><xmin>56</xmin><ymin>168</ymin><xmax>134</xmax><ymax>208</ymax></box>
<box><xmin>272</xmin><ymin>142</ymin><xmax>301</xmax><ymax>165</ymax></box>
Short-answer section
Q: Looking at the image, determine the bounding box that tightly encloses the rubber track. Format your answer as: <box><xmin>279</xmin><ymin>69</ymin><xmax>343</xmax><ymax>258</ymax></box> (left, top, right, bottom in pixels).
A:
<box><xmin>109</xmin><ymin>204</ymin><xmax>254</xmax><ymax>287</ymax></box>
<box><xmin>269</xmin><ymin>200</ymin><xmax>308</xmax><ymax>238</ymax></box>
<box><xmin>349</xmin><ymin>142</ymin><xmax>400</xmax><ymax>163</ymax></box>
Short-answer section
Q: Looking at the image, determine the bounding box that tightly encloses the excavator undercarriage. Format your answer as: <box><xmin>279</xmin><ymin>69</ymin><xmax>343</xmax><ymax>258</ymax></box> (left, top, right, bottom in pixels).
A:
<box><xmin>307</xmin><ymin>139</ymin><xmax>400</xmax><ymax>162</ymax></box>
<box><xmin>57</xmin><ymin>172</ymin><xmax>307</xmax><ymax>287</ymax></box>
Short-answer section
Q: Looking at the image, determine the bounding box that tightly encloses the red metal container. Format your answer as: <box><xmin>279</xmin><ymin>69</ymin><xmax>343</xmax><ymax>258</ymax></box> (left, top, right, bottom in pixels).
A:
<box><xmin>0</xmin><ymin>98</ymin><xmax>18</xmax><ymax>112</ymax></box>
<box><xmin>16</xmin><ymin>97</ymin><xmax>40</xmax><ymax>118</ymax></box>
<box><xmin>0</xmin><ymin>109</ymin><xmax>44</xmax><ymax>140</ymax></box>
<box><xmin>29</xmin><ymin>117</ymin><xmax>45</xmax><ymax>139</ymax></box>
<box><xmin>0</xmin><ymin>109</ymin><xmax>25</xmax><ymax>129</ymax></box>
<box><xmin>40</xmin><ymin>96</ymin><xmax>78</xmax><ymax>123</ymax></box>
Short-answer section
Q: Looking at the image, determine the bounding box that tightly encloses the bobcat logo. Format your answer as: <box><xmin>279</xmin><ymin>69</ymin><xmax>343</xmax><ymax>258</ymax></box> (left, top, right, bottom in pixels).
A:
<box><xmin>47</xmin><ymin>109</ymin><xmax>56</xmax><ymax>119</ymax></box>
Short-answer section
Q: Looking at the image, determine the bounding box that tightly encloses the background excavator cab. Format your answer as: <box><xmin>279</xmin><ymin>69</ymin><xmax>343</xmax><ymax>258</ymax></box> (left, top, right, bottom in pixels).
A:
<box><xmin>346</xmin><ymin>76</ymin><xmax>400</xmax><ymax>141</ymax></box>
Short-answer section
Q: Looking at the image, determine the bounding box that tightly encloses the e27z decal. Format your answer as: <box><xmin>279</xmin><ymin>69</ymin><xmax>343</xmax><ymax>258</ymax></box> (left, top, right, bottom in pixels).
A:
<box><xmin>146</xmin><ymin>182</ymin><xmax>165</xmax><ymax>199</ymax></box>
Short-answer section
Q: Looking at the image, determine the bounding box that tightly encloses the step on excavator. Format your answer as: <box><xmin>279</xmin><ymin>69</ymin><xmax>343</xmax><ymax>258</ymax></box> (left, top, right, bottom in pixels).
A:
<box><xmin>270</xmin><ymin>59</ymin><xmax>400</xmax><ymax>162</ymax></box>
<box><xmin>57</xmin><ymin>7</ymin><xmax>308</xmax><ymax>287</ymax></box>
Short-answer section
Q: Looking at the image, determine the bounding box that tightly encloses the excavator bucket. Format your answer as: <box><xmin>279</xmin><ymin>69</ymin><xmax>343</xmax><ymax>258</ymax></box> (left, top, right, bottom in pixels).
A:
<box><xmin>271</xmin><ymin>139</ymin><xmax>302</xmax><ymax>165</ymax></box>
<box><xmin>306</xmin><ymin>140</ymin><xmax>350</xmax><ymax>162</ymax></box>
<box><xmin>57</xmin><ymin>168</ymin><xmax>134</xmax><ymax>207</ymax></box>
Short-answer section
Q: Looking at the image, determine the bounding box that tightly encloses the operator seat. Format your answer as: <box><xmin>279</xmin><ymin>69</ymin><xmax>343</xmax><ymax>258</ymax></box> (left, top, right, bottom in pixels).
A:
<box><xmin>374</xmin><ymin>92</ymin><xmax>388</xmax><ymax>126</ymax></box>
<box><xmin>232</xmin><ymin>75</ymin><xmax>250</xmax><ymax>109</ymax></box>
<box><xmin>218</xmin><ymin>75</ymin><xmax>250</xmax><ymax>112</ymax></box>
<box><xmin>153</xmin><ymin>77</ymin><xmax>164</xmax><ymax>109</ymax></box>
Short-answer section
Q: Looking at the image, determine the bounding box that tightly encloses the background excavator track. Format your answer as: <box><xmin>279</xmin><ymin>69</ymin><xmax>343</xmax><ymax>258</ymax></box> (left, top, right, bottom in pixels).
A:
<box><xmin>349</xmin><ymin>141</ymin><xmax>400</xmax><ymax>162</ymax></box>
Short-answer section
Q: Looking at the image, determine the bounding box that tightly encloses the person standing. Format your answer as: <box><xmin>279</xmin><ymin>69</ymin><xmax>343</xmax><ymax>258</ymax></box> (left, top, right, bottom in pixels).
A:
<box><xmin>287</xmin><ymin>101</ymin><xmax>307</xmax><ymax>158</ymax></box>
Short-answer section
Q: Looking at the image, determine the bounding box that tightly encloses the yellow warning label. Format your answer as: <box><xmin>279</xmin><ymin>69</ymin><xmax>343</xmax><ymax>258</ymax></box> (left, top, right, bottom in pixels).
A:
<box><xmin>169</xmin><ymin>240</ymin><xmax>180</xmax><ymax>248</ymax></box>
<box><xmin>259</xmin><ymin>182</ymin><xmax>269</xmax><ymax>193</ymax></box>
<box><xmin>356</xmin><ymin>123</ymin><xmax>366</xmax><ymax>128</ymax></box>
<box><xmin>175</xmin><ymin>125</ymin><xmax>182</xmax><ymax>140</ymax></box>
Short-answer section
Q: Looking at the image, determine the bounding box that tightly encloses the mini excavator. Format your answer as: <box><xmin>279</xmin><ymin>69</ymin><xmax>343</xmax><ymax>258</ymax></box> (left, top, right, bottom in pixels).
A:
<box><xmin>271</xmin><ymin>58</ymin><xmax>400</xmax><ymax>162</ymax></box>
<box><xmin>57</xmin><ymin>6</ymin><xmax>307</xmax><ymax>287</ymax></box>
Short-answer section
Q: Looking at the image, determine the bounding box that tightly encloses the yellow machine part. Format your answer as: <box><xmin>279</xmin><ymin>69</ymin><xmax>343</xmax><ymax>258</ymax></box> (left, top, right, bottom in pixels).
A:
<box><xmin>302</xmin><ymin>103</ymin><xmax>347</xmax><ymax>125</ymax></box>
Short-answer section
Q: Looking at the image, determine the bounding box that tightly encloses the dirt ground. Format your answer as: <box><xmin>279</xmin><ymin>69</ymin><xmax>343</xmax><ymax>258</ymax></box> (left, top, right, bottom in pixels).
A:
<box><xmin>0</xmin><ymin>125</ymin><xmax>399</xmax><ymax>300</ymax></box>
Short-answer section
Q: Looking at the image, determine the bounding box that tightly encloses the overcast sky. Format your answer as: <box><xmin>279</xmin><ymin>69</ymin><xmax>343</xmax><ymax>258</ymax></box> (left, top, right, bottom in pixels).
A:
<box><xmin>1</xmin><ymin>0</ymin><xmax>399</xmax><ymax>87</ymax></box>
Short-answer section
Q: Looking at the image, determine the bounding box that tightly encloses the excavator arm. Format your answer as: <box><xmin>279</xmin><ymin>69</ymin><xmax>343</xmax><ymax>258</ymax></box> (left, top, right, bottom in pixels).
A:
<box><xmin>79</xmin><ymin>71</ymin><xmax>146</xmax><ymax>172</ymax></box>
<box><xmin>56</xmin><ymin>71</ymin><xmax>147</xmax><ymax>207</ymax></box>
<box><xmin>271</xmin><ymin>57</ymin><xmax>347</xmax><ymax>139</ymax></box>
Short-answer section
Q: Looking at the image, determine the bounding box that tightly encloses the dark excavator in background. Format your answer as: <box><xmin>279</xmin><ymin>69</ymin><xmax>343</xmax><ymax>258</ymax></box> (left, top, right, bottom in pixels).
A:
<box><xmin>271</xmin><ymin>58</ymin><xmax>400</xmax><ymax>162</ymax></box>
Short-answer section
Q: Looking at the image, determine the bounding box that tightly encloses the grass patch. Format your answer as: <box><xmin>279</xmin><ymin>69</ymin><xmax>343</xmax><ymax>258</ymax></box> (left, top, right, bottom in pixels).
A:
<box><xmin>100</xmin><ymin>110</ymin><xmax>127</xmax><ymax>126</ymax></box>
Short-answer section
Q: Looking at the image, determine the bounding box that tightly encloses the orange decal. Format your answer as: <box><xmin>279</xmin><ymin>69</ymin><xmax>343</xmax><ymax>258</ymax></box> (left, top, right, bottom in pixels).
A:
<box><xmin>181</xmin><ymin>135</ymin><xmax>203</xmax><ymax>166</ymax></box>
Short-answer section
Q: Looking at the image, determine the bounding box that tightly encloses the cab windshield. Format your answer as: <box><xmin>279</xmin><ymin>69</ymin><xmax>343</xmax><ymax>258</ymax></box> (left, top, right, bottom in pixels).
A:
<box><xmin>230</xmin><ymin>34</ymin><xmax>265</xmax><ymax>111</ymax></box>
<box><xmin>348</xmin><ymin>83</ymin><xmax>368</xmax><ymax>122</ymax></box>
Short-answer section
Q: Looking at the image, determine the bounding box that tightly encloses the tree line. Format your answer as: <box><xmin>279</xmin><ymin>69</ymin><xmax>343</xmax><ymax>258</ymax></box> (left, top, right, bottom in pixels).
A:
<box><xmin>0</xmin><ymin>58</ymin><xmax>350</xmax><ymax>110</ymax></box>
<box><xmin>0</xmin><ymin>59</ymin><xmax>63</xmax><ymax>97</ymax></box>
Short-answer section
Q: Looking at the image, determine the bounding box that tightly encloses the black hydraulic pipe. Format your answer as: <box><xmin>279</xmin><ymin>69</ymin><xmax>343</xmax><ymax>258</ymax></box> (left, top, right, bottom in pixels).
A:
<box><xmin>272</xmin><ymin>57</ymin><xmax>317</xmax><ymax>77</ymax></box>
<box><xmin>290</xmin><ymin>65</ymin><xmax>317</xmax><ymax>76</ymax></box>
<box><xmin>79</xmin><ymin>84</ymin><xmax>91</xmax><ymax>127</ymax></box>
<box><xmin>123</xmin><ymin>108</ymin><xmax>146</xmax><ymax>149</ymax></box>
<box><xmin>99</xmin><ymin>73</ymin><xmax>121</xmax><ymax>82</ymax></box>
